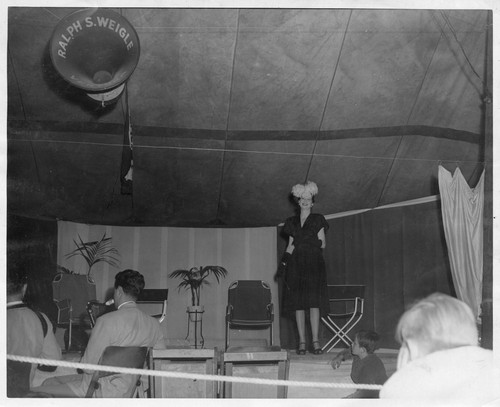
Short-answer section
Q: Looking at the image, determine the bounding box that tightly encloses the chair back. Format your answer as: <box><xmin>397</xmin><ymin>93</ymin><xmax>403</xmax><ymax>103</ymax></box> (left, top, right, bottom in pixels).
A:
<box><xmin>54</xmin><ymin>298</ymin><xmax>72</xmax><ymax>324</ymax></box>
<box><xmin>52</xmin><ymin>273</ymin><xmax>96</xmax><ymax>323</ymax></box>
<box><xmin>137</xmin><ymin>289</ymin><xmax>168</xmax><ymax>323</ymax></box>
<box><xmin>326</xmin><ymin>284</ymin><xmax>365</xmax><ymax>315</ymax></box>
<box><xmin>7</xmin><ymin>360</ymin><xmax>32</xmax><ymax>397</ymax></box>
<box><xmin>327</xmin><ymin>284</ymin><xmax>365</xmax><ymax>300</ymax></box>
<box><xmin>227</xmin><ymin>280</ymin><xmax>272</xmax><ymax>323</ymax></box>
<box><xmin>85</xmin><ymin>346</ymin><xmax>149</xmax><ymax>398</ymax></box>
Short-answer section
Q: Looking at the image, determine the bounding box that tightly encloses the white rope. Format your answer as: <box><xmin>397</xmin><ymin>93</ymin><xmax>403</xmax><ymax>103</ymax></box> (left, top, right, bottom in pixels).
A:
<box><xmin>8</xmin><ymin>137</ymin><xmax>484</xmax><ymax>165</ymax></box>
<box><xmin>8</xmin><ymin>354</ymin><xmax>382</xmax><ymax>391</ymax></box>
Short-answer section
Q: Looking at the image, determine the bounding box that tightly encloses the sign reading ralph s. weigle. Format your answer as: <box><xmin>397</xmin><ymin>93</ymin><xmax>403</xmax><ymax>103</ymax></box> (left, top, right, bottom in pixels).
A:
<box><xmin>49</xmin><ymin>8</ymin><xmax>140</xmax><ymax>91</ymax></box>
<box><xmin>55</xmin><ymin>11</ymin><xmax>136</xmax><ymax>59</ymax></box>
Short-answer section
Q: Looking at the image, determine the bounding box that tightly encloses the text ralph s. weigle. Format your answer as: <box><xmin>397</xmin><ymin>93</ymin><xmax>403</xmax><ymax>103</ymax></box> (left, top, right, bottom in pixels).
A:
<box><xmin>56</xmin><ymin>15</ymin><xmax>135</xmax><ymax>59</ymax></box>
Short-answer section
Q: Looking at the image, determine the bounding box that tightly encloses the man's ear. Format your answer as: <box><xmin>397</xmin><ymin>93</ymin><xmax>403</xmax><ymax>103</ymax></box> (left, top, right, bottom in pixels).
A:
<box><xmin>21</xmin><ymin>283</ymin><xmax>28</xmax><ymax>298</ymax></box>
<box><xmin>397</xmin><ymin>340</ymin><xmax>421</xmax><ymax>370</ymax></box>
<box><xmin>115</xmin><ymin>286</ymin><xmax>123</xmax><ymax>298</ymax></box>
<box><xmin>397</xmin><ymin>342</ymin><xmax>411</xmax><ymax>369</ymax></box>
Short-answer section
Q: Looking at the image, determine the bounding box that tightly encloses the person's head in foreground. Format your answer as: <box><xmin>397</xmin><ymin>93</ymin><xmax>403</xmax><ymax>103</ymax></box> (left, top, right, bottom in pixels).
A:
<box><xmin>380</xmin><ymin>292</ymin><xmax>499</xmax><ymax>402</ymax></box>
<box><xmin>395</xmin><ymin>292</ymin><xmax>478</xmax><ymax>367</ymax></box>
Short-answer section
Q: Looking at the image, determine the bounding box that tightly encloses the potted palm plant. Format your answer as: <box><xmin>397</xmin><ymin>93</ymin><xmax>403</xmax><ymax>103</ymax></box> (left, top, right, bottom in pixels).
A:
<box><xmin>65</xmin><ymin>233</ymin><xmax>120</xmax><ymax>277</ymax></box>
<box><xmin>168</xmin><ymin>265</ymin><xmax>228</xmax><ymax>321</ymax></box>
<box><xmin>53</xmin><ymin>233</ymin><xmax>120</xmax><ymax>350</ymax></box>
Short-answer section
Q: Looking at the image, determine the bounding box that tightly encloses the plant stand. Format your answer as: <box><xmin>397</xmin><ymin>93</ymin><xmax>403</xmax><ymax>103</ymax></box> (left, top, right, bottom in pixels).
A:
<box><xmin>185</xmin><ymin>308</ymin><xmax>204</xmax><ymax>349</ymax></box>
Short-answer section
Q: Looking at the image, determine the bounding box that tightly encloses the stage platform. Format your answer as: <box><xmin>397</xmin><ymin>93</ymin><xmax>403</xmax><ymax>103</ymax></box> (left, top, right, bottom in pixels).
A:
<box><xmin>33</xmin><ymin>346</ymin><xmax>398</xmax><ymax>398</ymax></box>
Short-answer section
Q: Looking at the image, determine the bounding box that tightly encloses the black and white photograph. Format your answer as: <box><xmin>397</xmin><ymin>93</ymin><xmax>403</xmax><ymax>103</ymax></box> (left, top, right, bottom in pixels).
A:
<box><xmin>4</xmin><ymin>0</ymin><xmax>498</xmax><ymax>404</ymax></box>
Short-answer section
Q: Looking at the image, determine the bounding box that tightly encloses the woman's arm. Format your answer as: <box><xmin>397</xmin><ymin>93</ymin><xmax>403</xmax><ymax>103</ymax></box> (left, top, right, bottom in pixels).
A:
<box><xmin>286</xmin><ymin>236</ymin><xmax>295</xmax><ymax>254</ymax></box>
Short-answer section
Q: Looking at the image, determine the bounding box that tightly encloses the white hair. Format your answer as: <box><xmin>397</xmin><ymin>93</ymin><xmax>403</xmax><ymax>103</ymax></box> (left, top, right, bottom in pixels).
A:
<box><xmin>396</xmin><ymin>292</ymin><xmax>478</xmax><ymax>353</ymax></box>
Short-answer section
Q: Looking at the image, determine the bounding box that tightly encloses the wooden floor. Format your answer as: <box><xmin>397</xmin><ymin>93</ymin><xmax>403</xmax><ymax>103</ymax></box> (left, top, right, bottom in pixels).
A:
<box><xmin>32</xmin><ymin>347</ymin><xmax>399</xmax><ymax>399</ymax></box>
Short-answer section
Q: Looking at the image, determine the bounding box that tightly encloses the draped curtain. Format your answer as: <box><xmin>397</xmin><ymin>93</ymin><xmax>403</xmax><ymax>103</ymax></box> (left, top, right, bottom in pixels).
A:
<box><xmin>438</xmin><ymin>165</ymin><xmax>485</xmax><ymax>320</ymax></box>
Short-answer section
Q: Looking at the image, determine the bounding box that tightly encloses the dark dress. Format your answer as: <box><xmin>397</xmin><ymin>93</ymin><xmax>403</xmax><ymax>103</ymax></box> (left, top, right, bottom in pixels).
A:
<box><xmin>282</xmin><ymin>213</ymin><xmax>329</xmax><ymax>315</ymax></box>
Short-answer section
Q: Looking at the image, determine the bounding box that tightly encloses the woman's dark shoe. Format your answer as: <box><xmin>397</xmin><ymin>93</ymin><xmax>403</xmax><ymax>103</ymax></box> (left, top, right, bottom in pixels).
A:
<box><xmin>296</xmin><ymin>342</ymin><xmax>307</xmax><ymax>355</ymax></box>
<box><xmin>312</xmin><ymin>341</ymin><xmax>323</xmax><ymax>355</ymax></box>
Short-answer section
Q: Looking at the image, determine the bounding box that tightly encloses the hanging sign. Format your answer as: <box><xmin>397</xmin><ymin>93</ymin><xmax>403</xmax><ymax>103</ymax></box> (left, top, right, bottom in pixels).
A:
<box><xmin>49</xmin><ymin>8</ymin><xmax>140</xmax><ymax>92</ymax></box>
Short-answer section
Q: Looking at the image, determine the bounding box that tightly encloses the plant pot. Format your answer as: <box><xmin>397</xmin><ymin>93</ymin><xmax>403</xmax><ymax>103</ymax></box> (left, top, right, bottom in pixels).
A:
<box><xmin>187</xmin><ymin>305</ymin><xmax>204</xmax><ymax>322</ymax></box>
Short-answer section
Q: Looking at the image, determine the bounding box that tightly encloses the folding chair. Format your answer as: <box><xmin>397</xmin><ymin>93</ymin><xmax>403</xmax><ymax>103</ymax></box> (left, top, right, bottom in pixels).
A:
<box><xmin>321</xmin><ymin>285</ymin><xmax>365</xmax><ymax>353</ymax></box>
<box><xmin>52</xmin><ymin>273</ymin><xmax>97</xmax><ymax>324</ymax></box>
<box><xmin>85</xmin><ymin>346</ymin><xmax>149</xmax><ymax>398</ymax></box>
<box><xmin>225</xmin><ymin>280</ymin><xmax>274</xmax><ymax>350</ymax></box>
<box><xmin>7</xmin><ymin>360</ymin><xmax>32</xmax><ymax>397</ymax></box>
<box><xmin>53</xmin><ymin>298</ymin><xmax>73</xmax><ymax>351</ymax></box>
<box><xmin>137</xmin><ymin>289</ymin><xmax>168</xmax><ymax>324</ymax></box>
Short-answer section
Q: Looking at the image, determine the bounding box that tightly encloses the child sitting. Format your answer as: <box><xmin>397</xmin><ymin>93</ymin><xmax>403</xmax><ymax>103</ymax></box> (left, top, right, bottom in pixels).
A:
<box><xmin>330</xmin><ymin>330</ymin><xmax>387</xmax><ymax>398</ymax></box>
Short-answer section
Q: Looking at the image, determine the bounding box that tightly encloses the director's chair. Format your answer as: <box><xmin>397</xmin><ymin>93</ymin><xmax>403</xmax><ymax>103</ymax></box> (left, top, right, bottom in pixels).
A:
<box><xmin>321</xmin><ymin>284</ymin><xmax>365</xmax><ymax>353</ymax></box>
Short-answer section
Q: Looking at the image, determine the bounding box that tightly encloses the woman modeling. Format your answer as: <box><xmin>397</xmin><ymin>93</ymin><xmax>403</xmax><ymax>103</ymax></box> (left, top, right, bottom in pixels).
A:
<box><xmin>279</xmin><ymin>181</ymin><xmax>329</xmax><ymax>355</ymax></box>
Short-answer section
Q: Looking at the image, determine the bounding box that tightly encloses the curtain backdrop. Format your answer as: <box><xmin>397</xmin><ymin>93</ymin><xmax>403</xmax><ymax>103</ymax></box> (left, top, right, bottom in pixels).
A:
<box><xmin>277</xmin><ymin>200</ymin><xmax>454</xmax><ymax>349</ymax></box>
<box><xmin>57</xmin><ymin>221</ymin><xmax>278</xmax><ymax>347</ymax></box>
<box><xmin>438</xmin><ymin>166</ymin><xmax>485</xmax><ymax>320</ymax></box>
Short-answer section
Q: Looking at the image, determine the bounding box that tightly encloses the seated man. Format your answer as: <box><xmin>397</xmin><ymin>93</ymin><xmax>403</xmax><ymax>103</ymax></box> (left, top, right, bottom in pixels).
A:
<box><xmin>380</xmin><ymin>292</ymin><xmax>500</xmax><ymax>404</ymax></box>
<box><xmin>331</xmin><ymin>330</ymin><xmax>387</xmax><ymax>398</ymax></box>
<box><xmin>7</xmin><ymin>272</ymin><xmax>62</xmax><ymax>397</ymax></box>
<box><xmin>32</xmin><ymin>269</ymin><xmax>165</xmax><ymax>397</ymax></box>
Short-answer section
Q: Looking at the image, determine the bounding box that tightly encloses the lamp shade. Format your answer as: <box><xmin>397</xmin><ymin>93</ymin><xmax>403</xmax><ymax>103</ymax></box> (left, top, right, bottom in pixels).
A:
<box><xmin>50</xmin><ymin>8</ymin><xmax>140</xmax><ymax>100</ymax></box>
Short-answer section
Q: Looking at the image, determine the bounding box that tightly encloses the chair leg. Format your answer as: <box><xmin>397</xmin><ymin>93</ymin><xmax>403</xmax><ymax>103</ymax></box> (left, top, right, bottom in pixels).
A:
<box><xmin>277</xmin><ymin>359</ymin><xmax>289</xmax><ymax>398</ymax></box>
<box><xmin>225</xmin><ymin>323</ymin><xmax>229</xmax><ymax>350</ymax></box>
<box><xmin>223</xmin><ymin>362</ymin><xmax>233</xmax><ymax>398</ymax></box>
<box><xmin>68</xmin><ymin>321</ymin><xmax>72</xmax><ymax>352</ymax></box>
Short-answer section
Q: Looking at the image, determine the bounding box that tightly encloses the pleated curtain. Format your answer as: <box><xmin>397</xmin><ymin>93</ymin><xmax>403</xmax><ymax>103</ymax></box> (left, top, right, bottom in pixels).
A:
<box><xmin>438</xmin><ymin>165</ymin><xmax>485</xmax><ymax>320</ymax></box>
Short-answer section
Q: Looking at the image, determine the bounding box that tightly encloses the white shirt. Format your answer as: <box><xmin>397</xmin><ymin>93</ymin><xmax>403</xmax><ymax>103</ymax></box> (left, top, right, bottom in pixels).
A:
<box><xmin>7</xmin><ymin>302</ymin><xmax>62</xmax><ymax>385</ymax></box>
<box><xmin>380</xmin><ymin>346</ymin><xmax>500</xmax><ymax>405</ymax></box>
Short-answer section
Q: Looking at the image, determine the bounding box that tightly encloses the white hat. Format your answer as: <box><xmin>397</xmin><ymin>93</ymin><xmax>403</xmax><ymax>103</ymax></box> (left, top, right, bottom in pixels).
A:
<box><xmin>291</xmin><ymin>181</ymin><xmax>318</xmax><ymax>199</ymax></box>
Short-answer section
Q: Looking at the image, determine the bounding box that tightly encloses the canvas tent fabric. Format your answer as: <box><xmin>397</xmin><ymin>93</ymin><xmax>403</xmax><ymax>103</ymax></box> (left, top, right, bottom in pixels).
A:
<box><xmin>7</xmin><ymin>8</ymin><xmax>489</xmax><ymax>228</ymax></box>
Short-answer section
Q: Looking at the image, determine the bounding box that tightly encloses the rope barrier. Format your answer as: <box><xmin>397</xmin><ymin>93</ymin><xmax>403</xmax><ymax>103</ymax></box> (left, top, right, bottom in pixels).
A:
<box><xmin>7</xmin><ymin>354</ymin><xmax>383</xmax><ymax>391</ymax></box>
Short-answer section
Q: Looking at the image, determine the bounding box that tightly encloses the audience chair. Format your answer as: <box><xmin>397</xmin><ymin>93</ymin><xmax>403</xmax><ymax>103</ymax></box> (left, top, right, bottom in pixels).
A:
<box><xmin>225</xmin><ymin>280</ymin><xmax>274</xmax><ymax>350</ymax></box>
<box><xmin>85</xmin><ymin>346</ymin><xmax>149</xmax><ymax>398</ymax></box>
<box><xmin>53</xmin><ymin>298</ymin><xmax>73</xmax><ymax>351</ymax></box>
<box><xmin>137</xmin><ymin>289</ymin><xmax>169</xmax><ymax>324</ymax></box>
<box><xmin>7</xmin><ymin>360</ymin><xmax>32</xmax><ymax>397</ymax></box>
<box><xmin>321</xmin><ymin>284</ymin><xmax>365</xmax><ymax>353</ymax></box>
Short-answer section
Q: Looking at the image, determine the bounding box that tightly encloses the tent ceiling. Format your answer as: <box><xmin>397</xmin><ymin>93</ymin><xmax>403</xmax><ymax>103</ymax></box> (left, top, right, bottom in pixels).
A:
<box><xmin>7</xmin><ymin>7</ymin><xmax>489</xmax><ymax>227</ymax></box>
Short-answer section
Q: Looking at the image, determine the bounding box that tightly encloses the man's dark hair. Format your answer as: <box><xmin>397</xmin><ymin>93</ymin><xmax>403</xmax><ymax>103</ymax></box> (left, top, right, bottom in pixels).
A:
<box><xmin>114</xmin><ymin>269</ymin><xmax>145</xmax><ymax>299</ymax></box>
<box><xmin>356</xmin><ymin>330</ymin><xmax>380</xmax><ymax>354</ymax></box>
<box><xmin>7</xmin><ymin>272</ymin><xmax>27</xmax><ymax>296</ymax></box>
